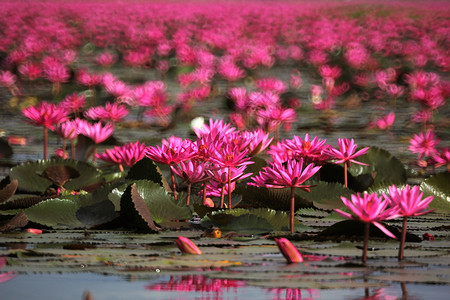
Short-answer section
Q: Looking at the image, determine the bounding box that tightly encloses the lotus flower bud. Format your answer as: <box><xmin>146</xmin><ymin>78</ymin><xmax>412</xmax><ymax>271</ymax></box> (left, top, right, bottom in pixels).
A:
<box><xmin>175</xmin><ymin>236</ymin><xmax>202</xmax><ymax>255</ymax></box>
<box><xmin>275</xmin><ymin>238</ymin><xmax>303</xmax><ymax>263</ymax></box>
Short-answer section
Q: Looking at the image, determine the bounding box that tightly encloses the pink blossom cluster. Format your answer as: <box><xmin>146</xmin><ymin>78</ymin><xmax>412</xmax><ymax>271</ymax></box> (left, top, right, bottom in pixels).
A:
<box><xmin>0</xmin><ymin>0</ymin><xmax>446</xmax><ymax>134</ymax></box>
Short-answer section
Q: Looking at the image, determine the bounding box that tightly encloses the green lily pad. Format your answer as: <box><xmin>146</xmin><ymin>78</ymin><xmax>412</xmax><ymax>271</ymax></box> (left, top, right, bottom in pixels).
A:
<box><xmin>121</xmin><ymin>180</ymin><xmax>192</xmax><ymax>226</ymax></box>
<box><xmin>235</xmin><ymin>185</ymin><xmax>312</xmax><ymax>210</ymax></box>
<box><xmin>203</xmin><ymin>208</ymin><xmax>312</xmax><ymax>233</ymax></box>
<box><xmin>10</xmin><ymin>159</ymin><xmax>102</xmax><ymax>193</ymax></box>
<box><xmin>420</xmin><ymin>172</ymin><xmax>450</xmax><ymax>212</ymax></box>
<box><xmin>348</xmin><ymin>146</ymin><xmax>407</xmax><ymax>186</ymax></box>
<box><xmin>295</xmin><ymin>181</ymin><xmax>353</xmax><ymax>210</ymax></box>
<box><xmin>25</xmin><ymin>198</ymin><xmax>84</xmax><ymax>228</ymax></box>
<box><xmin>126</xmin><ymin>157</ymin><xmax>165</xmax><ymax>187</ymax></box>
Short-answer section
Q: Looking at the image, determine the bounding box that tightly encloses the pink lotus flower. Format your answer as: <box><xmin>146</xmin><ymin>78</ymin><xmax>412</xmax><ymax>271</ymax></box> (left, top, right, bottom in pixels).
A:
<box><xmin>385</xmin><ymin>185</ymin><xmax>434</xmax><ymax>217</ymax></box>
<box><xmin>384</xmin><ymin>185</ymin><xmax>434</xmax><ymax>261</ymax></box>
<box><xmin>146</xmin><ymin>137</ymin><xmax>196</xmax><ymax>199</ymax></box>
<box><xmin>250</xmin><ymin>158</ymin><xmax>320</xmax><ymax>232</ymax></box>
<box><xmin>335</xmin><ymin>193</ymin><xmax>399</xmax><ymax>263</ymax></box>
<box><xmin>19</xmin><ymin>62</ymin><xmax>42</xmax><ymax>81</ymax></box>
<box><xmin>95</xmin><ymin>52</ymin><xmax>117</xmax><ymax>67</ymax></box>
<box><xmin>369</xmin><ymin>111</ymin><xmax>395</xmax><ymax>130</ymax></box>
<box><xmin>325</xmin><ymin>138</ymin><xmax>369</xmax><ymax>188</ymax></box>
<box><xmin>242</xmin><ymin>129</ymin><xmax>273</xmax><ymax>156</ymax></box>
<box><xmin>175</xmin><ymin>236</ymin><xmax>202</xmax><ymax>255</ymax></box>
<box><xmin>76</xmin><ymin>69</ymin><xmax>103</xmax><ymax>87</ymax></box>
<box><xmin>0</xmin><ymin>70</ymin><xmax>17</xmax><ymax>87</ymax></box>
<box><xmin>432</xmin><ymin>147</ymin><xmax>450</xmax><ymax>171</ymax></box>
<box><xmin>284</xmin><ymin>134</ymin><xmax>329</xmax><ymax>165</ymax></box>
<box><xmin>409</xmin><ymin>130</ymin><xmax>440</xmax><ymax>161</ymax></box>
<box><xmin>206</xmin><ymin>165</ymin><xmax>252</xmax><ymax>208</ymax></box>
<box><xmin>22</xmin><ymin>101</ymin><xmax>69</xmax><ymax>159</ymax></box>
<box><xmin>96</xmin><ymin>141</ymin><xmax>146</xmax><ymax>172</ymax></box>
<box><xmin>84</xmin><ymin>102</ymin><xmax>129</xmax><ymax>123</ymax></box>
<box><xmin>275</xmin><ymin>238</ymin><xmax>303</xmax><ymax>263</ymax></box>
<box><xmin>60</xmin><ymin>93</ymin><xmax>86</xmax><ymax>116</ymax></box>
<box><xmin>171</xmin><ymin>160</ymin><xmax>210</xmax><ymax>205</ymax></box>
<box><xmin>78</xmin><ymin>121</ymin><xmax>114</xmax><ymax>144</ymax></box>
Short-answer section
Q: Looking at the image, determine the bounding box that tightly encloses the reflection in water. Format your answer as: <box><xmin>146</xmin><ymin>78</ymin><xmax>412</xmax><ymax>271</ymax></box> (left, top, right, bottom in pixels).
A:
<box><xmin>145</xmin><ymin>275</ymin><xmax>320</xmax><ymax>300</ymax></box>
<box><xmin>268</xmin><ymin>287</ymin><xmax>318</xmax><ymax>300</ymax></box>
<box><xmin>145</xmin><ymin>275</ymin><xmax>245</xmax><ymax>296</ymax></box>
<box><xmin>0</xmin><ymin>256</ymin><xmax>17</xmax><ymax>284</ymax></box>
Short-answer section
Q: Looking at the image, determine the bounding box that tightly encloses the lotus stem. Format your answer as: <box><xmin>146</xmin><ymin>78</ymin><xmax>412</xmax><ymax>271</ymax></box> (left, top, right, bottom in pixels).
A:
<box><xmin>274</xmin><ymin>124</ymin><xmax>280</xmax><ymax>144</ymax></box>
<box><xmin>227</xmin><ymin>167</ymin><xmax>232</xmax><ymax>209</ymax></box>
<box><xmin>220</xmin><ymin>184</ymin><xmax>225</xmax><ymax>208</ymax></box>
<box><xmin>186</xmin><ymin>182</ymin><xmax>191</xmax><ymax>206</ymax></box>
<box><xmin>362</xmin><ymin>222</ymin><xmax>370</xmax><ymax>264</ymax></box>
<box><xmin>344</xmin><ymin>161</ymin><xmax>348</xmax><ymax>188</ymax></box>
<box><xmin>398</xmin><ymin>216</ymin><xmax>408</xmax><ymax>261</ymax></box>
<box><xmin>202</xmin><ymin>182</ymin><xmax>207</xmax><ymax>205</ymax></box>
<box><xmin>170</xmin><ymin>168</ymin><xmax>178</xmax><ymax>200</ymax></box>
<box><xmin>52</xmin><ymin>82</ymin><xmax>61</xmax><ymax>96</ymax></box>
<box><xmin>290</xmin><ymin>186</ymin><xmax>295</xmax><ymax>233</ymax></box>
<box><xmin>62</xmin><ymin>138</ymin><xmax>67</xmax><ymax>157</ymax></box>
<box><xmin>43</xmin><ymin>127</ymin><xmax>48</xmax><ymax>160</ymax></box>
<box><xmin>71</xmin><ymin>139</ymin><xmax>76</xmax><ymax>159</ymax></box>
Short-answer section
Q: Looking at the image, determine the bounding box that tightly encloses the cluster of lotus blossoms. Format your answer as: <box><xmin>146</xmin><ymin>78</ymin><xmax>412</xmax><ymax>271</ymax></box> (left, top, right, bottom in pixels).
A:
<box><xmin>144</xmin><ymin>119</ymin><xmax>372</xmax><ymax>232</ymax></box>
<box><xmin>21</xmin><ymin>96</ymin><xmax>126</xmax><ymax>160</ymax></box>
<box><xmin>0</xmin><ymin>1</ymin><xmax>447</xmax><ymax>133</ymax></box>
<box><xmin>409</xmin><ymin>130</ymin><xmax>449</xmax><ymax>171</ymax></box>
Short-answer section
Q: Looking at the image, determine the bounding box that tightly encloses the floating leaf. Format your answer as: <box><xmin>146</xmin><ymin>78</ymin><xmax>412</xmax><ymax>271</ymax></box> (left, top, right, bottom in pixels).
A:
<box><xmin>121</xmin><ymin>180</ymin><xmax>192</xmax><ymax>227</ymax></box>
<box><xmin>126</xmin><ymin>157</ymin><xmax>164</xmax><ymax>186</ymax></box>
<box><xmin>295</xmin><ymin>208</ymin><xmax>330</xmax><ymax>218</ymax></box>
<box><xmin>76</xmin><ymin>200</ymin><xmax>119</xmax><ymax>226</ymax></box>
<box><xmin>235</xmin><ymin>185</ymin><xmax>312</xmax><ymax>210</ymax></box>
<box><xmin>10</xmin><ymin>159</ymin><xmax>102</xmax><ymax>193</ymax></box>
<box><xmin>130</xmin><ymin>183</ymin><xmax>160</xmax><ymax>232</ymax></box>
<box><xmin>420</xmin><ymin>172</ymin><xmax>450</xmax><ymax>212</ymax></box>
<box><xmin>318</xmin><ymin>220</ymin><xmax>420</xmax><ymax>242</ymax></box>
<box><xmin>204</xmin><ymin>208</ymin><xmax>311</xmax><ymax>233</ymax></box>
<box><xmin>295</xmin><ymin>181</ymin><xmax>353</xmax><ymax>210</ymax></box>
<box><xmin>25</xmin><ymin>198</ymin><xmax>83</xmax><ymax>228</ymax></box>
<box><xmin>348</xmin><ymin>147</ymin><xmax>406</xmax><ymax>186</ymax></box>
<box><xmin>320</xmin><ymin>164</ymin><xmax>374</xmax><ymax>192</ymax></box>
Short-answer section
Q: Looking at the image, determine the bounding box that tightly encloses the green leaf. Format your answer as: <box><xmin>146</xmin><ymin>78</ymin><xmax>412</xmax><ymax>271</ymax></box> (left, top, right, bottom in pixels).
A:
<box><xmin>348</xmin><ymin>147</ymin><xmax>406</xmax><ymax>186</ymax></box>
<box><xmin>76</xmin><ymin>200</ymin><xmax>119</xmax><ymax>226</ymax></box>
<box><xmin>295</xmin><ymin>181</ymin><xmax>353</xmax><ymax>210</ymax></box>
<box><xmin>420</xmin><ymin>172</ymin><xmax>450</xmax><ymax>212</ymax></box>
<box><xmin>25</xmin><ymin>198</ymin><xmax>83</xmax><ymax>228</ymax></box>
<box><xmin>10</xmin><ymin>159</ymin><xmax>102</xmax><ymax>193</ymax></box>
<box><xmin>125</xmin><ymin>180</ymin><xmax>192</xmax><ymax>225</ymax></box>
<box><xmin>235</xmin><ymin>185</ymin><xmax>312</xmax><ymax>210</ymax></box>
<box><xmin>204</xmin><ymin>208</ymin><xmax>311</xmax><ymax>233</ymax></box>
<box><xmin>126</xmin><ymin>157</ymin><xmax>163</xmax><ymax>186</ymax></box>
